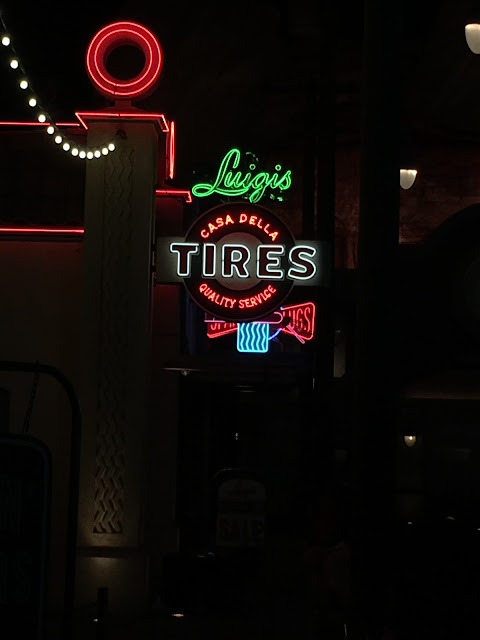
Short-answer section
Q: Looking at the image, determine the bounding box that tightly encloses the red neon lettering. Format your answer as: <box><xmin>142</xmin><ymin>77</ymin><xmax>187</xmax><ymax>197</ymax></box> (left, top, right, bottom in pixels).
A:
<box><xmin>280</xmin><ymin>302</ymin><xmax>315</xmax><ymax>341</ymax></box>
<box><xmin>199</xmin><ymin>283</ymin><xmax>237</xmax><ymax>309</ymax></box>
<box><xmin>207</xmin><ymin>322</ymin><xmax>237</xmax><ymax>338</ymax></box>
<box><xmin>236</xmin><ymin>213</ymin><xmax>279</xmax><ymax>241</ymax></box>
<box><xmin>200</xmin><ymin>214</ymin><xmax>234</xmax><ymax>239</ymax></box>
<box><xmin>238</xmin><ymin>284</ymin><xmax>276</xmax><ymax>309</ymax></box>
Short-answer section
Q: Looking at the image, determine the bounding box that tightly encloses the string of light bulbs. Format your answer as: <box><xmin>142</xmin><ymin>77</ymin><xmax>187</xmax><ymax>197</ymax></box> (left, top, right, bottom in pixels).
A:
<box><xmin>0</xmin><ymin>11</ymin><xmax>116</xmax><ymax>160</ymax></box>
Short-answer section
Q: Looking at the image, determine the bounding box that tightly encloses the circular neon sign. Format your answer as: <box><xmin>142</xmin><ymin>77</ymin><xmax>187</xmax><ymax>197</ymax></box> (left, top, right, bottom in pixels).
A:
<box><xmin>86</xmin><ymin>21</ymin><xmax>163</xmax><ymax>100</ymax></box>
<box><xmin>181</xmin><ymin>202</ymin><xmax>296</xmax><ymax>322</ymax></box>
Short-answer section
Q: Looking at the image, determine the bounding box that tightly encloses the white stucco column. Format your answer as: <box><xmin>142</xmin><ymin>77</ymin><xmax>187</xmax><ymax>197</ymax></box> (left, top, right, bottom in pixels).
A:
<box><xmin>77</xmin><ymin>116</ymin><xmax>159</xmax><ymax>614</ymax></box>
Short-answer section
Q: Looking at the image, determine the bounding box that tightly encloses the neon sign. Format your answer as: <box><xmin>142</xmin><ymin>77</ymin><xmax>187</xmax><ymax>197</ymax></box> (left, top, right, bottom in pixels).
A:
<box><xmin>279</xmin><ymin>302</ymin><xmax>315</xmax><ymax>342</ymax></box>
<box><xmin>237</xmin><ymin>323</ymin><xmax>270</xmax><ymax>353</ymax></box>
<box><xmin>156</xmin><ymin>202</ymin><xmax>325</xmax><ymax>323</ymax></box>
<box><xmin>86</xmin><ymin>22</ymin><xmax>163</xmax><ymax>100</ymax></box>
<box><xmin>206</xmin><ymin>302</ymin><xmax>316</xmax><ymax>344</ymax></box>
<box><xmin>192</xmin><ymin>148</ymin><xmax>292</xmax><ymax>203</ymax></box>
<box><xmin>86</xmin><ymin>21</ymin><xmax>163</xmax><ymax>100</ymax></box>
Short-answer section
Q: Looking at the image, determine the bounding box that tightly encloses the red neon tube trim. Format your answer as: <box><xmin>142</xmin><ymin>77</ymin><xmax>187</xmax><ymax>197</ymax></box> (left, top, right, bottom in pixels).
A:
<box><xmin>75</xmin><ymin>111</ymin><xmax>169</xmax><ymax>132</ymax></box>
<box><xmin>86</xmin><ymin>21</ymin><xmax>162</xmax><ymax>99</ymax></box>
<box><xmin>282</xmin><ymin>323</ymin><xmax>306</xmax><ymax>344</ymax></box>
<box><xmin>91</xmin><ymin>29</ymin><xmax>155</xmax><ymax>91</ymax></box>
<box><xmin>155</xmin><ymin>189</ymin><xmax>192</xmax><ymax>203</ymax></box>
<box><xmin>0</xmin><ymin>227</ymin><xmax>84</xmax><ymax>234</ymax></box>
<box><xmin>167</xmin><ymin>120</ymin><xmax>175</xmax><ymax>179</ymax></box>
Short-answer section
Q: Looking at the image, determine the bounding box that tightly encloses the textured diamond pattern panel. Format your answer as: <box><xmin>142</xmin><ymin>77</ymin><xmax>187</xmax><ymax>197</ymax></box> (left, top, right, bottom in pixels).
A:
<box><xmin>93</xmin><ymin>143</ymin><xmax>133</xmax><ymax>534</ymax></box>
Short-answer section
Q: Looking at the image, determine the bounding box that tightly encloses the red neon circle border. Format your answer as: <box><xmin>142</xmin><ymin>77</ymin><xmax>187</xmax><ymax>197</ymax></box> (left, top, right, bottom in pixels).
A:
<box><xmin>86</xmin><ymin>21</ymin><xmax>162</xmax><ymax>100</ymax></box>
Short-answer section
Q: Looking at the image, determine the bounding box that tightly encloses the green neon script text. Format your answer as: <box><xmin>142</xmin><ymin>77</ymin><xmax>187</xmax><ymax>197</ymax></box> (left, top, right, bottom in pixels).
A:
<box><xmin>192</xmin><ymin>148</ymin><xmax>292</xmax><ymax>203</ymax></box>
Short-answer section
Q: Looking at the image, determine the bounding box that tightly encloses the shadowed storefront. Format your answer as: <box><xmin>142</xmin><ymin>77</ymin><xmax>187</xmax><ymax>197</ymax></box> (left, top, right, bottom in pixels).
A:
<box><xmin>2</xmin><ymin>5</ymin><xmax>480</xmax><ymax>639</ymax></box>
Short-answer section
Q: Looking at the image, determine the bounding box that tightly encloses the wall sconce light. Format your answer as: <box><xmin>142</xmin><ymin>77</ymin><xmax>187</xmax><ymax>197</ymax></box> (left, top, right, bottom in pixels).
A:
<box><xmin>400</xmin><ymin>169</ymin><xmax>417</xmax><ymax>190</ymax></box>
<box><xmin>465</xmin><ymin>23</ymin><xmax>480</xmax><ymax>54</ymax></box>
<box><xmin>403</xmin><ymin>434</ymin><xmax>417</xmax><ymax>448</ymax></box>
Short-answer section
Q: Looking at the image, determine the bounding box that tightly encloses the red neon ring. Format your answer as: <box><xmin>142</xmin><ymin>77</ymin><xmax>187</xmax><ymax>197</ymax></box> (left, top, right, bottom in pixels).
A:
<box><xmin>86</xmin><ymin>21</ymin><xmax>162</xmax><ymax>100</ymax></box>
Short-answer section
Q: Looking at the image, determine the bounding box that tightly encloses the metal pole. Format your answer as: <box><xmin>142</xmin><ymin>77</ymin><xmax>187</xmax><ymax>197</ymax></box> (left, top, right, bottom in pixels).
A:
<box><xmin>301</xmin><ymin>0</ymin><xmax>336</xmax><ymax>493</ymax></box>
<box><xmin>301</xmin><ymin>7</ymin><xmax>338</xmax><ymax>636</ymax></box>
<box><xmin>0</xmin><ymin>360</ymin><xmax>81</xmax><ymax>640</ymax></box>
<box><xmin>349</xmin><ymin>0</ymin><xmax>401</xmax><ymax>636</ymax></box>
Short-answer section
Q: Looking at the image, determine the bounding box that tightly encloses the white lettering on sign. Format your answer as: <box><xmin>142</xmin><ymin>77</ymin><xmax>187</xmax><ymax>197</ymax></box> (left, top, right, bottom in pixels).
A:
<box><xmin>169</xmin><ymin>242</ymin><xmax>199</xmax><ymax>277</ymax></box>
<box><xmin>257</xmin><ymin>245</ymin><xmax>285</xmax><ymax>279</ymax></box>
<box><xmin>222</xmin><ymin>244</ymin><xmax>251</xmax><ymax>278</ymax></box>
<box><xmin>169</xmin><ymin>242</ymin><xmax>317</xmax><ymax>282</ymax></box>
<box><xmin>287</xmin><ymin>245</ymin><xmax>318</xmax><ymax>280</ymax></box>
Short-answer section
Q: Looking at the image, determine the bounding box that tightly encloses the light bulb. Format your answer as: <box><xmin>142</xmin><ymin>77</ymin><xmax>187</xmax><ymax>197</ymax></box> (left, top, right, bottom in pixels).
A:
<box><xmin>19</xmin><ymin>79</ymin><xmax>28</xmax><ymax>89</ymax></box>
<box><xmin>400</xmin><ymin>169</ymin><xmax>417</xmax><ymax>190</ymax></box>
<box><xmin>79</xmin><ymin>150</ymin><xmax>86</xmax><ymax>159</ymax></box>
<box><xmin>71</xmin><ymin>148</ymin><xmax>79</xmax><ymax>156</ymax></box>
<box><xmin>63</xmin><ymin>142</ymin><xmax>70</xmax><ymax>151</ymax></box>
<box><xmin>2</xmin><ymin>35</ymin><xmax>11</xmax><ymax>46</ymax></box>
<box><xmin>37</xmin><ymin>114</ymin><xmax>46</xmax><ymax>123</ymax></box>
<box><xmin>9</xmin><ymin>58</ymin><xmax>18</xmax><ymax>69</ymax></box>
<box><xmin>101</xmin><ymin>147</ymin><xmax>108</xmax><ymax>155</ymax></box>
<box><xmin>404</xmin><ymin>435</ymin><xmax>417</xmax><ymax>448</ymax></box>
<box><xmin>94</xmin><ymin>150</ymin><xmax>101</xmax><ymax>158</ymax></box>
<box><xmin>87</xmin><ymin>151</ymin><xmax>94</xmax><ymax>159</ymax></box>
<box><xmin>46</xmin><ymin>126</ymin><xmax>54</xmax><ymax>134</ymax></box>
<box><xmin>28</xmin><ymin>97</ymin><xmax>37</xmax><ymax>107</ymax></box>
<box><xmin>108</xmin><ymin>142</ymin><xmax>115</xmax><ymax>151</ymax></box>
<box><xmin>54</xmin><ymin>135</ymin><xmax>62</xmax><ymax>144</ymax></box>
<box><xmin>466</xmin><ymin>23</ymin><xmax>480</xmax><ymax>54</ymax></box>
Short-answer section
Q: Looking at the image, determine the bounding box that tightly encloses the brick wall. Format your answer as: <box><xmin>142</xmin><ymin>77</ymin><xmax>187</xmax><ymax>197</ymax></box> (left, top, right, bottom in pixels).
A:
<box><xmin>335</xmin><ymin>141</ymin><xmax>480</xmax><ymax>268</ymax></box>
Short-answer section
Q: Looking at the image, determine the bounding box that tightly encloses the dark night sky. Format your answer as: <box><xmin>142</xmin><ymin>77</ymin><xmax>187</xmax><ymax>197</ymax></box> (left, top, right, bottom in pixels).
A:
<box><xmin>0</xmin><ymin>1</ymin><xmax>341</xmax><ymax>182</ymax></box>
<box><xmin>0</xmin><ymin>1</ymin><xmax>452</xmax><ymax>116</ymax></box>
<box><xmin>0</xmin><ymin>1</ymin><xmax>323</xmax><ymax>180</ymax></box>
<box><xmin>0</xmin><ymin>1</ymin><xmax>474</xmax><ymax>182</ymax></box>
